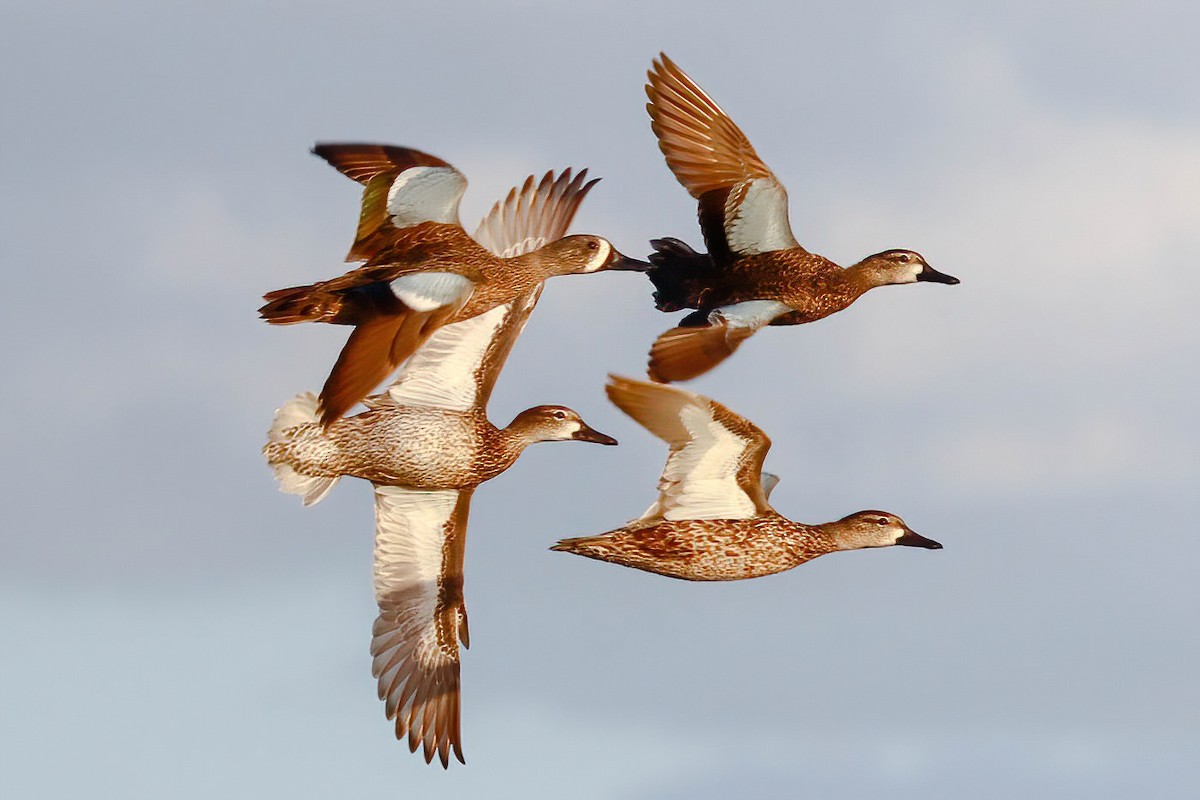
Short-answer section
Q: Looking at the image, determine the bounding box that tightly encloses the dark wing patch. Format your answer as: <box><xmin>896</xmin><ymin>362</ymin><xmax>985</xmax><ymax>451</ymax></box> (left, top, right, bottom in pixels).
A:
<box><xmin>312</xmin><ymin>143</ymin><xmax>454</xmax><ymax>185</ymax></box>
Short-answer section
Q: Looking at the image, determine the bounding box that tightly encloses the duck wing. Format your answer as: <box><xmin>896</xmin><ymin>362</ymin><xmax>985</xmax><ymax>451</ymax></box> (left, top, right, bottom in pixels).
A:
<box><xmin>605</xmin><ymin>375</ymin><xmax>775</xmax><ymax>522</ymax></box>
<box><xmin>315</xmin><ymin>270</ymin><xmax>475</xmax><ymax>425</ymax></box>
<box><xmin>361</xmin><ymin>168</ymin><xmax>598</xmax><ymax>414</ymax></box>
<box><xmin>646</xmin><ymin>299</ymin><xmax>792</xmax><ymax>383</ymax></box>
<box><xmin>472</xmin><ymin>168</ymin><xmax>598</xmax><ymax>261</ymax></box>
<box><xmin>371</xmin><ymin>485</ymin><xmax>474</xmax><ymax>768</ymax></box>
<box><xmin>646</xmin><ymin>54</ymin><xmax>801</xmax><ymax>263</ymax></box>
<box><xmin>313</xmin><ymin>142</ymin><xmax>469</xmax><ymax>262</ymax></box>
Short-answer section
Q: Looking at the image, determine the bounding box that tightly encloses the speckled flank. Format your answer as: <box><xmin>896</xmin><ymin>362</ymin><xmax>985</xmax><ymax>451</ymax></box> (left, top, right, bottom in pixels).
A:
<box><xmin>263</xmin><ymin>406</ymin><xmax>525</xmax><ymax>489</ymax></box>
<box><xmin>554</xmin><ymin>515</ymin><xmax>836</xmax><ymax>581</ymax></box>
<box><xmin>706</xmin><ymin>251</ymin><xmax>871</xmax><ymax>323</ymax></box>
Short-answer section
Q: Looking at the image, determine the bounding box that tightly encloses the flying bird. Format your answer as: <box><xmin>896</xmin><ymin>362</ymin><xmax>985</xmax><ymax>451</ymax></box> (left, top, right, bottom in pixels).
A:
<box><xmin>265</xmin><ymin>170</ymin><xmax>618</xmax><ymax>767</ymax></box>
<box><xmin>642</xmin><ymin>54</ymin><xmax>959</xmax><ymax>382</ymax></box>
<box><xmin>553</xmin><ymin>376</ymin><xmax>942</xmax><ymax>580</ymax></box>
<box><xmin>260</xmin><ymin>143</ymin><xmax>648</xmax><ymax>424</ymax></box>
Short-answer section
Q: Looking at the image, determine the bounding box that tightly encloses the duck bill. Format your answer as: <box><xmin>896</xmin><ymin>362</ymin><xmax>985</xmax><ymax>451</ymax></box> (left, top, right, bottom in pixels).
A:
<box><xmin>916</xmin><ymin>264</ymin><xmax>960</xmax><ymax>285</ymax></box>
<box><xmin>896</xmin><ymin>528</ymin><xmax>943</xmax><ymax>549</ymax></box>
<box><xmin>572</xmin><ymin>424</ymin><xmax>618</xmax><ymax>446</ymax></box>
<box><xmin>606</xmin><ymin>247</ymin><xmax>652</xmax><ymax>272</ymax></box>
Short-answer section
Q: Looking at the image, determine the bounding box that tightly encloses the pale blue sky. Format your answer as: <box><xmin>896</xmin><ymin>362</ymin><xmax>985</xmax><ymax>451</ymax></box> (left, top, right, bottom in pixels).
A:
<box><xmin>3</xmin><ymin>1</ymin><xmax>1198</xmax><ymax>797</ymax></box>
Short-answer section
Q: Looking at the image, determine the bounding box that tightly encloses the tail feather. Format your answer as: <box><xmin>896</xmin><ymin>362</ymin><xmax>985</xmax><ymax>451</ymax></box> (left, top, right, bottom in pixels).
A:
<box><xmin>259</xmin><ymin>283</ymin><xmax>346</xmax><ymax>325</ymax></box>
<box><xmin>264</xmin><ymin>392</ymin><xmax>340</xmax><ymax>506</ymax></box>
<box><xmin>550</xmin><ymin>534</ymin><xmax>611</xmax><ymax>556</ymax></box>
<box><xmin>550</xmin><ymin>531</ymin><xmax>666</xmax><ymax>576</ymax></box>
<box><xmin>647</xmin><ymin>238</ymin><xmax>716</xmax><ymax>311</ymax></box>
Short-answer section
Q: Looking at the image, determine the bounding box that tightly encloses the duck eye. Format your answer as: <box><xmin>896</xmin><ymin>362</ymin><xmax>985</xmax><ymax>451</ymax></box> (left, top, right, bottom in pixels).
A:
<box><xmin>898</xmin><ymin>254</ymin><xmax>910</xmax><ymax>263</ymax></box>
<box><xmin>873</xmin><ymin>518</ymin><xmax>889</xmax><ymax>525</ymax></box>
<box><xmin>586</xmin><ymin>241</ymin><xmax>599</xmax><ymax>250</ymax></box>
<box><xmin>553</xmin><ymin>411</ymin><xmax>566</xmax><ymax>419</ymax></box>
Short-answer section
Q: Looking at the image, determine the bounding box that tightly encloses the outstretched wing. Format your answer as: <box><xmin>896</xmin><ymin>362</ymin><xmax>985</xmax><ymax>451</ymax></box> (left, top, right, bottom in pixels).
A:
<box><xmin>472</xmin><ymin>168</ymin><xmax>598</xmax><ymax>258</ymax></box>
<box><xmin>646</xmin><ymin>299</ymin><xmax>791</xmax><ymax>383</ymax></box>
<box><xmin>316</xmin><ymin>276</ymin><xmax>473</xmax><ymax>426</ymax></box>
<box><xmin>367</xmin><ymin>169</ymin><xmax>599</xmax><ymax>413</ymax></box>
<box><xmin>646</xmin><ymin>54</ymin><xmax>800</xmax><ymax>261</ymax></box>
<box><xmin>313</xmin><ymin>142</ymin><xmax>469</xmax><ymax>261</ymax></box>
<box><xmin>605</xmin><ymin>375</ymin><xmax>774</xmax><ymax>523</ymax></box>
<box><xmin>371</xmin><ymin>485</ymin><xmax>473</xmax><ymax>768</ymax></box>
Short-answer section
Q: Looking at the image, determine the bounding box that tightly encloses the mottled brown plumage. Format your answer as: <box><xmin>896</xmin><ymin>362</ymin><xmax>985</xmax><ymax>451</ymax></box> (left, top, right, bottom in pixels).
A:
<box><xmin>264</xmin><ymin>172</ymin><xmax>617</xmax><ymax>768</ymax></box>
<box><xmin>260</xmin><ymin>144</ymin><xmax>648</xmax><ymax>424</ymax></box>
<box><xmin>554</xmin><ymin>515</ymin><xmax>833</xmax><ymax>581</ymax></box>
<box><xmin>552</xmin><ymin>377</ymin><xmax>942</xmax><ymax>581</ymax></box>
<box><xmin>643</xmin><ymin>55</ymin><xmax>959</xmax><ymax>382</ymax></box>
<box><xmin>264</xmin><ymin>397</ymin><xmax>614</xmax><ymax>490</ymax></box>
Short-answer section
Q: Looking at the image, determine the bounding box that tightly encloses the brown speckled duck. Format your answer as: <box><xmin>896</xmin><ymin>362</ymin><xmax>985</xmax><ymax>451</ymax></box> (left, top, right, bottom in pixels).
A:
<box><xmin>260</xmin><ymin>143</ymin><xmax>648</xmax><ymax>424</ymax></box>
<box><xmin>264</xmin><ymin>171</ymin><xmax>617</xmax><ymax>768</ymax></box>
<box><xmin>642</xmin><ymin>55</ymin><xmax>959</xmax><ymax>382</ymax></box>
<box><xmin>552</xmin><ymin>376</ymin><xmax>941</xmax><ymax>581</ymax></box>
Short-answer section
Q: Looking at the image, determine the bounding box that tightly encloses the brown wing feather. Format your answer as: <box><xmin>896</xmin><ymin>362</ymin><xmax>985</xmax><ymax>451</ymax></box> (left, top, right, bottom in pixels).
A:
<box><xmin>260</xmin><ymin>223</ymin><xmax>475</xmax><ymax>324</ymax></box>
<box><xmin>372</xmin><ymin>488</ymin><xmax>473</xmax><ymax>768</ymax></box>
<box><xmin>318</xmin><ymin>315</ymin><xmax>406</xmax><ymax>425</ymax></box>
<box><xmin>313</xmin><ymin>144</ymin><xmax>465</xmax><ymax>261</ymax></box>
<box><xmin>646</xmin><ymin>321</ymin><xmax>757</xmax><ymax>383</ymax></box>
<box><xmin>708</xmin><ymin>403</ymin><xmax>774</xmax><ymax>515</ymax></box>
<box><xmin>317</xmin><ymin>302</ymin><xmax>461</xmax><ymax>425</ymax></box>
<box><xmin>645</xmin><ymin>54</ymin><xmax>777</xmax><ymax>199</ymax></box>
<box><xmin>312</xmin><ymin>142</ymin><xmax>455</xmax><ymax>184</ymax></box>
<box><xmin>467</xmin><ymin>168</ymin><xmax>599</xmax><ymax>404</ymax></box>
<box><xmin>473</xmin><ymin>168</ymin><xmax>599</xmax><ymax>258</ymax></box>
<box><xmin>606</xmin><ymin>375</ymin><xmax>774</xmax><ymax>516</ymax></box>
<box><xmin>347</xmin><ymin>172</ymin><xmax>397</xmax><ymax>262</ymax></box>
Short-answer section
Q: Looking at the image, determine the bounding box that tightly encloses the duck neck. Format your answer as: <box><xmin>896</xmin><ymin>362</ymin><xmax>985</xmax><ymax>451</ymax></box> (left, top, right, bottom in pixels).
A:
<box><xmin>841</xmin><ymin>261</ymin><xmax>892</xmax><ymax>293</ymax></box>
<box><xmin>516</xmin><ymin>245</ymin><xmax>579</xmax><ymax>278</ymax></box>
<box><xmin>817</xmin><ymin>519</ymin><xmax>886</xmax><ymax>552</ymax></box>
<box><xmin>494</xmin><ymin>421</ymin><xmax>541</xmax><ymax>460</ymax></box>
<box><xmin>780</xmin><ymin>519</ymin><xmax>840</xmax><ymax>559</ymax></box>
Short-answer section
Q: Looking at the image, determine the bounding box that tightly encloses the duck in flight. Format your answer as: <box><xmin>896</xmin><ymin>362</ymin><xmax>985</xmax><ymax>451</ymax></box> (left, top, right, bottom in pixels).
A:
<box><xmin>553</xmin><ymin>376</ymin><xmax>942</xmax><ymax>581</ymax></box>
<box><xmin>260</xmin><ymin>143</ymin><xmax>648</xmax><ymax>424</ymax></box>
<box><xmin>642</xmin><ymin>55</ymin><xmax>959</xmax><ymax>382</ymax></box>
<box><xmin>264</xmin><ymin>170</ymin><xmax>617</xmax><ymax>767</ymax></box>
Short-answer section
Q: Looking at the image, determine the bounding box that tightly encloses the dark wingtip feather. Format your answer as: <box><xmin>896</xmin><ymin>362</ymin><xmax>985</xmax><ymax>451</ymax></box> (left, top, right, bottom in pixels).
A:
<box><xmin>311</xmin><ymin>143</ymin><xmax>454</xmax><ymax>185</ymax></box>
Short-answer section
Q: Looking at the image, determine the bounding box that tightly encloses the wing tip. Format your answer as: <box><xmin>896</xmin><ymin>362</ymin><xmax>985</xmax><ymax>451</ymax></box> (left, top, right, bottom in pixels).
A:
<box><xmin>311</xmin><ymin>142</ymin><xmax>455</xmax><ymax>184</ymax></box>
<box><xmin>386</xmin><ymin>671</ymin><xmax>465</xmax><ymax>768</ymax></box>
<box><xmin>646</xmin><ymin>323</ymin><xmax>749</xmax><ymax>383</ymax></box>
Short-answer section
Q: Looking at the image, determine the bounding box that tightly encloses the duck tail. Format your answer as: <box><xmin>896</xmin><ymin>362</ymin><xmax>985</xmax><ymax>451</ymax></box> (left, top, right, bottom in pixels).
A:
<box><xmin>259</xmin><ymin>282</ymin><xmax>344</xmax><ymax>325</ymax></box>
<box><xmin>549</xmin><ymin>531</ymin><xmax>631</xmax><ymax>561</ymax></box>
<box><xmin>549</xmin><ymin>534</ymin><xmax>605</xmax><ymax>556</ymax></box>
<box><xmin>647</xmin><ymin>238</ymin><xmax>715</xmax><ymax>312</ymax></box>
<box><xmin>263</xmin><ymin>392</ymin><xmax>340</xmax><ymax>506</ymax></box>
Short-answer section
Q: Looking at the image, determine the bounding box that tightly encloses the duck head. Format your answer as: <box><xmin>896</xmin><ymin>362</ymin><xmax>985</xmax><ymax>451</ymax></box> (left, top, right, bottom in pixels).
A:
<box><xmin>540</xmin><ymin>235</ymin><xmax>651</xmax><ymax>275</ymax></box>
<box><xmin>507</xmin><ymin>405</ymin><xmax>619</xmax><ymax>446</ymax></box>
<box><xmin>855</xmin><ymin>249</ymin><xmax>959</xmax><ymax>287</ymax></box>
<box><xmin>825</xmin><ymin>510</ymin><xmax>943</xmax><ymax>552</ymax></box>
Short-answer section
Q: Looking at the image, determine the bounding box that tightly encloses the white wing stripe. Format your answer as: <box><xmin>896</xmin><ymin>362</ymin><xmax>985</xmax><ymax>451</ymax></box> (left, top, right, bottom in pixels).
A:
<box><xmin>387</xmin><ymin>166</ymin><xmax>467</xmax><ymax>228</ymax></box>
<box><xmin>389</xmin><ymin>272</ymin><xmax>474</xmax><ymax>312</ymax></box>
<box><xmin>373</xmin><ymin>486</ymin><xmax>459</xmax><ymax>602</ymax></box>
<box><xmin>658</xmin><ymin>403</ymin><xmax>756</xmax><ymax>520</ymax></box>
<box><xmin>726</xmin><ymin>177</ymin><xmax>799</xmax><ymax>255</ymax></box>
<box><xmin>710</xmin><ymin>299</ymin><xmax>791</xmax><ymax>330</ymax></box>
<box><xmin>384</xmin><ymin>304</ymin><xmax>513</xmax><ymax>412</ymax></box>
